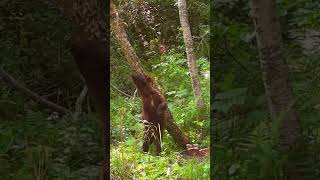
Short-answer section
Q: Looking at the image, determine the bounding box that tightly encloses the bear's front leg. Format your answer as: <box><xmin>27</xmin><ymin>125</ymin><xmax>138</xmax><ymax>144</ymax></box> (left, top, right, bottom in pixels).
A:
<box><xmin>142</xmin><ymin>140</ymin><xmax>150</xmax><ymax>152</ymax></box>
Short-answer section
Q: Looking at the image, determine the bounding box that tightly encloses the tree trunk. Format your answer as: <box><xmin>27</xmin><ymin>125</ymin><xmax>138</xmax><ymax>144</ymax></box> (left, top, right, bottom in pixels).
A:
<box><xmin>56</xmin><ymin>1</ymin><xmax>109</xmax><ymax>179</ymax></box>
<box><xmin>250</xmin><ymin>0</ymin><xmax>301</xmax><ymax>179</ymax></box>
<box><xmin>177</xmin><ymin>0</ymin><xmax>205</xmax><ymax>112</ymax></box>
<box><xmin>111</xmin><ymin>0</ymin><xmax>190</xmax><ymax>149</ymax></box>
<box><xmin>110</xmin><ymin>2</ymin><xmax>144</xmax><ymax>76</ymax></box>
<box><xmin>166</xmin><ymin>112</ymin><xmax>190</xmax><ymax>148</ymax></box>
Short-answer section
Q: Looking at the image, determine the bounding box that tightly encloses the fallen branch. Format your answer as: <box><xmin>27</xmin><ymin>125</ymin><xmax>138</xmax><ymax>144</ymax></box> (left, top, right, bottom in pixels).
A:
<box><xmin>0</xmin><ymin>67</ymin><xmax>71</xmax><ymax>115</ymax></box>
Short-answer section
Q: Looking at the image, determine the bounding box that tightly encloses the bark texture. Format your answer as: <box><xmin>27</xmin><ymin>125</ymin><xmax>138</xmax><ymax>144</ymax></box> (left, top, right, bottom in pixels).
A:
<box><xmin>111</xmin><ymin>0</ymin><xmax>190</xmax><ymax>149</ymax></box>
<box><xmin>251</xmin><ymin>0</ymin><xmax>301</xmax><ymax>179</ymax></box>
<box><xmin>110</xmin><ymin>1</ymin><xmax>144</xmax><ymax>76</ymax></box>
<box><xmin>251</xmin><ymin>0</ymin><xmax>301</xmax><ymax>148</ymax></box>
<box><xmin>177</xmin><ymin>0</ymin><xmax>205</xmax><ymax>111</ymax></box>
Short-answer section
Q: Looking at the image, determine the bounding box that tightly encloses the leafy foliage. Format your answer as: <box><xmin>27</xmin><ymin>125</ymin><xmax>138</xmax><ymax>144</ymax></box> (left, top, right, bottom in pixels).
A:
<box><xmin>211</xmin><ymin>0</ymin><xmax>320</xmax><ymax>179</ymax></box>
<box><xmin>0</xmin><ymin>0</ymin><xmax>104</xmax><ymax>178</ymax></box>
<box><xmin>0</xmin><ymin>111</ymin><xmax>103</xmax><ymax>179</ymax></box>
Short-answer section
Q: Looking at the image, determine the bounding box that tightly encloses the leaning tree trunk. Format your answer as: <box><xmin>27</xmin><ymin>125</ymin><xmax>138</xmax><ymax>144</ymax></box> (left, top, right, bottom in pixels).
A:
<box><xmin>110</xmin><ymin>1</ymin><xmax>190</xmax><ymax>148</ymax></box>
<box><xmin>56</xmin><ymin>0</ymin><xmax>108</xmax><ymax>179</ymax></box>
<box><xmin>177</xmin><ymin>0</ymin><xmax>205</xmax><ymax>112</ymax></box>
<box><xmin>251</xmin><ymin>0</ymin><xmax>301</xmax><ymax>179</ymax></box>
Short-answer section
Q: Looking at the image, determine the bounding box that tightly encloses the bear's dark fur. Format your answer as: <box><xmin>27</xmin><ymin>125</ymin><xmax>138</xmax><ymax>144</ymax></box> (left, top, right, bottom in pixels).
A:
<box><xmin>132</xmin><ymin>74</ymin><xmax>167</xmax><ymax>154</ymax></box>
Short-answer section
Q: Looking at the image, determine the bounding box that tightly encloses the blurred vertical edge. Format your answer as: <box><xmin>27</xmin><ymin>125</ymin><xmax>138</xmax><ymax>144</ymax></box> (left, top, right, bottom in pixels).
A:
<box><xmin>209</xmin><ymin>0</ymin><xmax>214</xmax><ymax>179</ymax></box>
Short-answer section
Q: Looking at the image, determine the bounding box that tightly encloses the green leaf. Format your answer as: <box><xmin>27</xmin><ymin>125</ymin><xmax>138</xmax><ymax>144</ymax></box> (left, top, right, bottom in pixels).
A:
<box><xmin>221</xmin><ymin>72</ymin><xmax>235</xmax><ymax>91</ymax></box>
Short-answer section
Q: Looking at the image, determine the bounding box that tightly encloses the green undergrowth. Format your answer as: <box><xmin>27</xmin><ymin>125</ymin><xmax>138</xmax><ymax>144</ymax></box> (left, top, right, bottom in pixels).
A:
<box><xmin>0</xmin><ymin>110</ymin><xmax>104</xmax><ymax>179</ymax></box>
<box><xmin>110</xmin><ymin>137</ymin><xmax>210</xmax><ymax>179</ymax></box>
<box><xmin>110</xmin><ymin>93</ymin><xmax>210</xmax><ymax>179</ymax></box>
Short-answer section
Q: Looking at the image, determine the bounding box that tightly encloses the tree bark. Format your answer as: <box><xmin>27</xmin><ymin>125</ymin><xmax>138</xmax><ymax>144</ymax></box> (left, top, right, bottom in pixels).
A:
<box><xmin>111</xmin><ymin>0</ymin><xmax>190</xmax><ymax>149</ymax></box>
<box><xmin>110</xmin><ymin>1</ymin><xmax>145</xmax><ymax>76</ymax></box>
<box><xmin>55</xmin><ymin>1</ymin><xmax>109</xmax><ymax>179</ymax></box>
<box><xmin>177</xmin><ymin>0</ymin><xmax>205</xmax><ymax>112</ymax></box>
<box><xmin>250</xmin><ymin>0</ymin><xmax>301</xmax><ymax>179</ymax></box>
<box><xmin>166</xmin><ymin>112</ymin><xmax>190</xmax><ymax>148</ymax></box>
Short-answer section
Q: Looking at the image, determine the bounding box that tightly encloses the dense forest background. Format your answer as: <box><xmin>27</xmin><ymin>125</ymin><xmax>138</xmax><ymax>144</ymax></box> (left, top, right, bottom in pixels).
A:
<box><xmin>0</xmin><ymin>1</ymin><xmax>105</xmax><ymax>179</ymax></box>
<box><xmin>1</xmin><ymin>0</ymin><xmax>320</xmax><ymax>179</ymax></box>
<box><xmin>110</xmin><ymin>0</ymin><xmax>210</xmax><ymax>179</ymax></box>
<box><xmin>212</xmin><ymin>0</ymin><xmax>320</xmax><ymax>179</ymax></box>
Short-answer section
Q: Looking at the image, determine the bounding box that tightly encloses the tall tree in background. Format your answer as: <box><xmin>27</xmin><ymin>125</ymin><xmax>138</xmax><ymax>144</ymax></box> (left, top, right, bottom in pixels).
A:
<box><xmin>251</xmin><ymin>0</ymin><xmax>301</xmax><ymax>178</ymax></box>
<box><xmin>56</xmin><ymin>0</ymin><xmax>108</xmax><ymax>179</ymax></box>
<box><xmin>110</xmin><ymin>0</ymin><xmax>190</xmax><ymax>149</ymax></box>
<box><xmin>177</xmin><ymin>0</ymin><xmax>205</xmax><ymax>112</ymax></box>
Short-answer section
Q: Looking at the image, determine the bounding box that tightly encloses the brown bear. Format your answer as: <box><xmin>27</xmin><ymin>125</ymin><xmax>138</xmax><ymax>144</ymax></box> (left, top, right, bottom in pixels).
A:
<box><xmin>132</xmin><ymin>73</ymin><xmax>167</xmax><ymax>155</ymax></box>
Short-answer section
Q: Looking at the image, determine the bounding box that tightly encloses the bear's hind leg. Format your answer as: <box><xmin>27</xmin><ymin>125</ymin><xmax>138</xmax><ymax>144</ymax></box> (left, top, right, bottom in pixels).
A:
<box><xmin>155</xmin><ymin>138</ymin><xmax>161</xmax><ymax>155</ymax></box>
<box><xmin>142</xmin><ymin>129</ymin><xmax>152</xmax><ymax>152</ymax></box>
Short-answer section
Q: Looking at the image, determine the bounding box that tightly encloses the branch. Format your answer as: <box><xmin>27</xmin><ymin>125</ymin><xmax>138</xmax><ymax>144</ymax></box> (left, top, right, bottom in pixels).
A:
<box><xmin>74</xmin><ymin>85</ymin><xmax>88</xmax><ymax>119</ymax></box>
<box><xmin>110</xmin><ymin>83</ymin><xmax>132</xmax><ymax>98</ymax></box>
<box><xmin>0</xmin><ymin>68</ymin><xmax>71</xmax><ymax>115</ymax></box>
